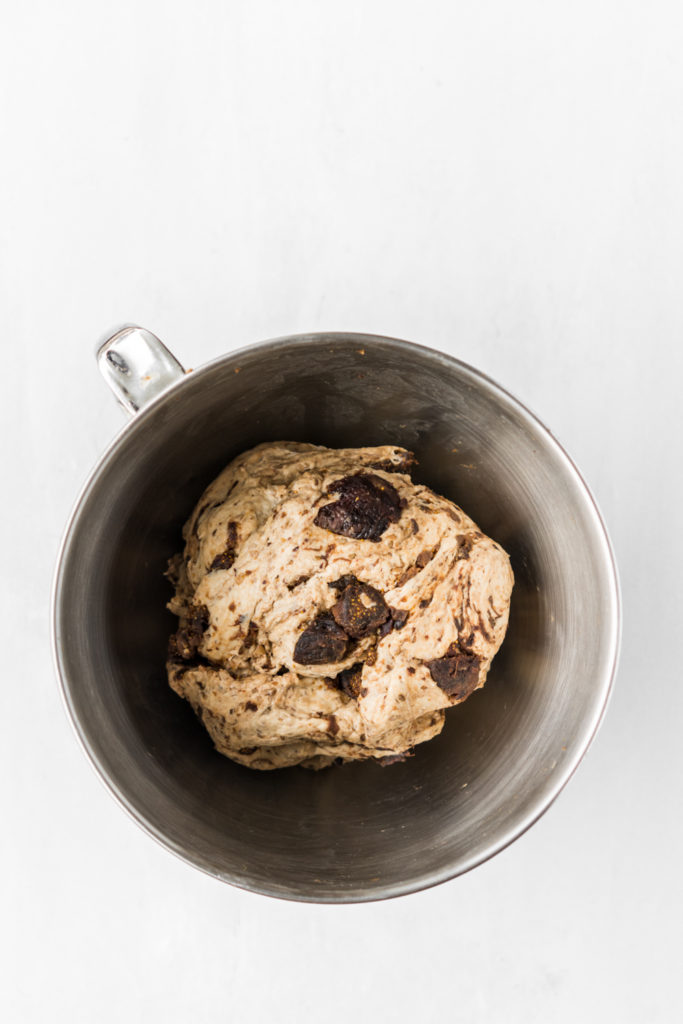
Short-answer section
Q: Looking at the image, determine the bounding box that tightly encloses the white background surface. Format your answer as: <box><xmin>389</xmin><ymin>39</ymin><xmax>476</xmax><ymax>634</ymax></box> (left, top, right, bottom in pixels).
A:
<box><xmin>2</xmin><ymin>2</ymin><xmax>682</xmax><ymax>1021</ymax></box>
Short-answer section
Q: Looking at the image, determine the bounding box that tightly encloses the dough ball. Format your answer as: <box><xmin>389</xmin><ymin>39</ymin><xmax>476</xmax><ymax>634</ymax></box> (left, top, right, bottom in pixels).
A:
<box><xmin>166</xmin><ymin>442</ymin><xmax>513</xmax><ymax>769</ymax></box>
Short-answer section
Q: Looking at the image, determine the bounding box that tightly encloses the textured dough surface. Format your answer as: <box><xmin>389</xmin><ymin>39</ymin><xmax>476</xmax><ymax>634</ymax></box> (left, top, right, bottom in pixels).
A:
<box><xmin>166</xmin><ymin>442</ymin><xmax>513</xmax><ymax>769</ymax></box>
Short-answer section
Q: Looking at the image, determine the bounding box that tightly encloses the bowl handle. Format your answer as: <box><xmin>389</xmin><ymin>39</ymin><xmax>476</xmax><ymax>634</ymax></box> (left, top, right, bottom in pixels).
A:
<box><xmin>96</xmin><ymin>325</ymin><xmax>186</xmax><ymax>417</ymax></box>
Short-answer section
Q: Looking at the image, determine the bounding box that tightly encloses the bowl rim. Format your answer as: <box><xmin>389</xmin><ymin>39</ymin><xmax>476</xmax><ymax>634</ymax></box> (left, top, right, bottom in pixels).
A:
<box><xmin>51</xmin><ymin>331</ymin><xmax>622</xmax><ymax>903</ymax></box>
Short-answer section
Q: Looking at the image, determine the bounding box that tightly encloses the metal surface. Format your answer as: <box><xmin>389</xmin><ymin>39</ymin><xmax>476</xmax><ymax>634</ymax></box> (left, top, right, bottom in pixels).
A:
<box><xmin>52</xmin><ymin>331</ymin><xmax>620</xmax><ymax>903</ymax></box>
<box><xmin>96</xmin><ymin>325</ymin><xmax>185</xmax><ymax>414</ymax></box>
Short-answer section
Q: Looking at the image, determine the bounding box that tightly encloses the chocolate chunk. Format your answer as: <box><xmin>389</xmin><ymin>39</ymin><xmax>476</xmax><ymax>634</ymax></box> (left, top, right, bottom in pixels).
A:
<box><xmin>209</xmin><ymin>521</ymin><xmax>238</xmax><ymax>572</ymax></box>
<box><xmin>426</xmin><ymin>649</ymin><xmax>481</xmax><ymax>700</ymax></box>
<box><xmin>245</xmin><ymin>701</ymin><xmax>258</xmax><ymax>712</ymax></box>
<box><xmin>410</xmin><ymin>518</ymin><xmax>419</xmax><ymax>534</ymax></box>
<box><xmin>275</xmin><ymin>665</ymin><xmax>288</xmax><ymax>676</ymax></box>
<box><xmin>314</xmin><ymin>473</ymin><xmax>403</xmax><ymax>541</ymax></box>
<box><xmin>331</xmin><ymin>580</ymin><xmax>390</xmax><ymax>639</ymax></box>
<box><xmin>415</xmin><ymin>549</ymin><xmax>434</xmax><ymax>569</ymax></box>
<box><xmin>293</xmin><ymin>613</ymin><xmax>349</xmax><ymax>665</ymax></box>
<box><xmin>335</xmin><ymin>663</ymin><xmax>365</xmax><ymax>699</ymax></box>
<box><xmin>327</xmin><ymin>714</ymin><xmax>340</xmax><ymax>736</ymax></box>
<box><xmin>168</xmin><ymin>604</ymin><xmax>210</xmax><ymax>661</ymax></box>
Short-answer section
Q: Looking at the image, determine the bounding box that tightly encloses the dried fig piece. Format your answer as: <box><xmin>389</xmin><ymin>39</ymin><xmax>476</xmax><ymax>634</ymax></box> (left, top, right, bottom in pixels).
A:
<box><xmin>242</xmin><ymin>621</ymin><xmax>258</xmax><ymax>649</ymax></box>
<box><xmin>314</xmin><ymin>473</ymin><xmax>403</xmax><ymax>541</ymax></box>
<box><xmin>286</xmin><ymin>574</ymin><xmax>311</xmax><ymax>591</ymax></box>
<box><xmin>391</xmin><ymin>608</ymin><xmax>408</xmax><ymax>629</ymax></box>
<box><xmin>168</xmin><ymin>604</ymin><xmax>210</xmax><ymax>661</ymax></box>
<box><xmin>415</xmin><ymin>547</ymin><xmax>438</xmax><ymax>569</ymax></box>
<box><xmin>369</xmin><ymin>451</ymin><xmax>416</xmax><ymax>474</ymax></box>
<box><xmin>328</xmin><ymin>574</ymin><xmax>359</xmax><ymax>591</ymax></box>
<box><xmin>208</xmin><ymin>521</ymin><xmax>238</xmax><ymax>572</ymax></box>
<box><xmin>455</xmin><ymin>534</ymin><xmax>472</xmax><ymax>560</ymax></box>
<box><xmin>293</xmin><ymin>613</ymin><xmax>349</xmax><ymax>665</ymax></box>
<box><xmin>395</xmin><ymin>565</ymin><xmax>420</xmax><ymax>586</ymax></box>
<box><xmin>335</xmin><ymin>662</ymin><xmax>365</xmax><ymax>699</ymax></box>
<box><xmin>426</xmin><ymin>648</ymin><xmax>481</xmax><ymax>700</ymax></box>
<box><xmin>331</xmin><ymin>580</ymin><xmax>390</xmax><ymax>639</ymax></box>
<box><xmin>378</xmin><ymin>606</ymin><xmax>409</xmax><ymax>639</ymax></box>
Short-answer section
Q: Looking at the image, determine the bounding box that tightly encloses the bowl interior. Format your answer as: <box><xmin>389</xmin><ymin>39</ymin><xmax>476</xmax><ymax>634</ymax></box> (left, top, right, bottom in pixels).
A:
<box><xmin>55</xmin><ymin>334</ymin><xmax>618</xmax><ymax>900</ymax></box>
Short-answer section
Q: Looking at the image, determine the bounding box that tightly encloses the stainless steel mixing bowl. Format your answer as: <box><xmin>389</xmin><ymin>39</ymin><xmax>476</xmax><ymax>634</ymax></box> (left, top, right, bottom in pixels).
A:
<box><xmin>52</xmin><ymin>328</ymin><xmax>620</xmax><ymax>902</ymax></box>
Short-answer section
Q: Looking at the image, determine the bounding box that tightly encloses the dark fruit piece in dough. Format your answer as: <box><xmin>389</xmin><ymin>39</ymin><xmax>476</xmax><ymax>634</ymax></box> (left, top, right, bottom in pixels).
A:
<box><xmin>168</xmin><ymin>604</ymin><xmax>210</xmax><ymax>661</ymax></box>
<box><xmin>426</xmin><ymin>647</ymin><xmax>481</xmax><ymax>700</ymax></box>
<box><xmin>208</xmin><ymin>522</ymin><xmax>239</xmax><ymax>572</ymax></box>
<box><xmin>294</xmin><ymin>613</ymin><xmax>349</xmax><ymax>665</ymax></box>
<box><xmin>331</xmin><ymin>580</ymin><xmax>390</xmax><ymax>638</ymax></box>
<box><xmin>335</xmin><ymin>662</ymin><xmax>365</xmax><ymax>699</ymax></box>
<box><xmin>314</xmin><ymin>473</ymin><xmax>403</xmax><ymax>541</ymax></box>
